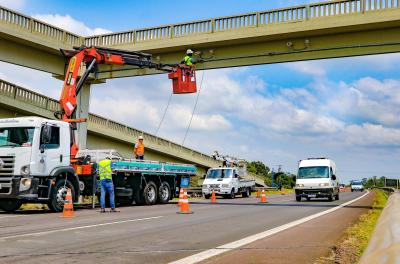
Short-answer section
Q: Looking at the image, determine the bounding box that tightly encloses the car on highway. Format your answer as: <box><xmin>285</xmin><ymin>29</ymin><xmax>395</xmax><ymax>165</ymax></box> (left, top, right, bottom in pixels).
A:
<box><xmin>351</xmin><ymin>180</ymin><xmax>364</xmax><ymax>192</ymax></box>
<box><xmin>295</xmin><ymin>158</ymin><xmax>340</xmax><ymax>202</ymax></box>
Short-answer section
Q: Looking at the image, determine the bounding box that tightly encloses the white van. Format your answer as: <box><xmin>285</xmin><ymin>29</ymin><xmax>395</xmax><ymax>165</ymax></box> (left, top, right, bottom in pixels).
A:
<box><xmin>295</xmin><ymin>158</ymin><xmax>339</xmax><ymax>202</ymax></box>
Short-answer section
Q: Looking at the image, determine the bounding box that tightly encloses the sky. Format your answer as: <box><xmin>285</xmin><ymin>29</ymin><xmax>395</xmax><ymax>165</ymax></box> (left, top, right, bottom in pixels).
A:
<box><xmin>0</xmin><ymin>0</ymin><xmax>399</xmax><ymax>183</ymax></box>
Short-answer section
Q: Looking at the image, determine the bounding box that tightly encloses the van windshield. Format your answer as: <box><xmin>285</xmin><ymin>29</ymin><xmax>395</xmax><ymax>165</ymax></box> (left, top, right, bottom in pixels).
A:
<box><xmin>298</xmin><ymin>166</ymin><xmax>329</xmax><ymax>179</ymax></box>
<box><xmin>0</xmin><ymin>127</ymin><xmax>35</xmax><ymax>147</ymax></box>
<box><xmin>206</xmin><ymin>169</ymin><xmax>233</xmax><ymax>179</ymax></box>
<box><xmin>352</xmin><ymin>181</ymin><xmax>362</xmax><ymax>185</ymax></box>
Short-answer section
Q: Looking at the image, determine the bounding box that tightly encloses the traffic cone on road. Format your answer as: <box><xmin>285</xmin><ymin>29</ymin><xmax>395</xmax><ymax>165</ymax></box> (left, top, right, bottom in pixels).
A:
<box><xmin>177</xmin><ymin>191</ymin><xmax>193</xmax><ymax>214</ymax></box>
<box><xmin>260</xmin><ymin>189</ymin><xmax>267</xmax><ymax>203</ymax></box>
<box><xmin>211</xmin><ymin>190</ymin><xmax>217</xmax><ymax>203</ymax></box>
<box><xmin>178</xmin><ymin>188</ymin><xmax>184</xmax><ymax>206</ymax></box>
<box><xmin>257</xmin><ymin>189</ymin><xmax>261</xmax><ymax>198</ymax></box>
<box><xmin>61</xmin><ymin>188</ymin><xmax>75</xmax><ymax>218</ymax></box>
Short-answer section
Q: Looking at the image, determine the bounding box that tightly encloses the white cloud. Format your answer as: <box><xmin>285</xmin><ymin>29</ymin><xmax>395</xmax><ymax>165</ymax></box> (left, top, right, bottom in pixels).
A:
<box><xmin>286</xmin><ymin>61</ymin><xmax>326</xmax><ymax>77</ymax></box>
<box><xmin>32</xmin><ymin>14</ymin><xmax>112</xmax><ymax>36</ymax></box>
<box><xmin>0</xmin><ymin>0</ymin><xmax>25</xmax><ymax>11</ymax></box>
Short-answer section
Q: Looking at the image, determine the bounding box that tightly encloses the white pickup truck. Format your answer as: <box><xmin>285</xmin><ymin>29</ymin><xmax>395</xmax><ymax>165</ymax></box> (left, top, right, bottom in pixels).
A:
<box><xmin>202</xmin><ymin>167</ymin><xmax>255</xmax><ymax>199</ymax></box>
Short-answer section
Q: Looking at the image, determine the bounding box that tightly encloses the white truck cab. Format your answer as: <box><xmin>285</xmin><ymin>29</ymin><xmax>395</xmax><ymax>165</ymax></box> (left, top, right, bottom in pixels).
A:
<box><xmin>202</xmin><ymin>166</ymin><xmax>255</xmax><ymax>199</ymax></box>
<box><xmin>295</xmin><ymin>158</ymin><xmax>339</xmax><ymax>202</ymax></box>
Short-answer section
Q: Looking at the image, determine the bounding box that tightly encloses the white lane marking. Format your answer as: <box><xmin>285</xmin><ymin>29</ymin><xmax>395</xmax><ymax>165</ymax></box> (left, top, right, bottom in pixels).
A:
<box><xmin>170</xmin><ymin>192</ymin><xmax>369</xmax><ymax>264</ymax></box>
<box><xmin>0</xmin><ymin>216</ymin><xmax>163</xmax><ymax>240</ymax></box>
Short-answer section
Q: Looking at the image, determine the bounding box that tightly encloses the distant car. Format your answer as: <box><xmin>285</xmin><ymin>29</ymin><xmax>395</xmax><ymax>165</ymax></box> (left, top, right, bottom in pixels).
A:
<box><xmin>351</xmin><ymin>180</ymin><xmax>364</xmax><ymax>192</ymax></box>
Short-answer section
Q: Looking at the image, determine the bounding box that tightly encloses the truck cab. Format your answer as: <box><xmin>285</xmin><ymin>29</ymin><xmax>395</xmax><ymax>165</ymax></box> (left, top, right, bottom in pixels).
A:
<box><xmin>0</xmin><ymin>117</ymin><xmax>79</xmax><ymax>212</ymax></box>
<box><xmin>295</xmin><ymin>158</ymin><xmax>339</xmax><ymax>202</ymax></box>
<box><xmin>202</xmin><ymin>167</ymin><xmax>255</xmax><ymax>199</ymax></box>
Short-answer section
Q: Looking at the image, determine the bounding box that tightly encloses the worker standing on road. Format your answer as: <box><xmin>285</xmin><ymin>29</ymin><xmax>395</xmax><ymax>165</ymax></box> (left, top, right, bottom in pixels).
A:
<box><xmin>134</xmin><ymin>136</ymin><xmax>145</xmax><ymax>160</ymax></box>
<box><xmin>98</xmin><ymin>157</ymin><xmax>118</xmax><ymax>213</ymax></box>
<box><xmin>182</xmin><ymin>49</ymin><xmax>202</xmax><ymax>67</ymax></box>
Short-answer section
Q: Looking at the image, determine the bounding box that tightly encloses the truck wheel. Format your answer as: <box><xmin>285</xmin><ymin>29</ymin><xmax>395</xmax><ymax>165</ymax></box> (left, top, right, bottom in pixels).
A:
<box><xmin>242</xmin><ymin>188</ymin><xmax>250</xmax><ymax>198</ymax></box>
<box><xmin>0</xmin><ymin>199</ymin><xmax>22</xmax><ymax>212</ymax></box>
<box><xmin>143</xmin><ymin>181</ymin><xmax>157</xmax><ymax>205</ymax></box>
<box><xmin>158</xmin><ymin>182</ymin><xmax>171</xmax><ymax>204</ymax></box>
<box><xmin>48</xmin><ymin>179</ymin><xmax>75</xmax><ymax>212</ymax></box>
<box><xmin>204</xmin><ymin>194</ymin><xmax>211</xmax><ymax>199</ymax></box>
<box><xmin>229</xmin><ymin>189</ymin><xmax>235</xmax><ymax>199</ymax></box>
<box><xmin>296</xmin><ymin>196</ymin><xmax>301</xmax><ymax>202</ymax></box>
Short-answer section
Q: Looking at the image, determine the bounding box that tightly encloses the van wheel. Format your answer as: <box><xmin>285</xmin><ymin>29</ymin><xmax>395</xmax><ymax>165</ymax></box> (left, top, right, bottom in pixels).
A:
<box><xmin>0</xmin><ymin>199</ymin><xmax>22</xmax><ymax>212</ymax></box>
<box><xmin>48</xmin><ymin>179</ymin><xmax>75</xmax><ymax>212</ymax></box>
<box><xmin>229</xmin><ymin>189</ymin><xmax>235</xmax><ymax>199</ymax></box>
<box><xmin>296</xmin><ymin>196</ymin><xmax>301</xmax><ymax>202</ymax></box>
<box><xmin>335</xmin><ymin>194</ymin><xmax>339</xmax><ymax>200</ymax></box>
<box><xmin>158</xmin><ymin>182</ymin><xmax>171</xmax><ymax>204</ymax></box>
<box><xmin>328</xmin><ymin>194</ymin><xmax>333</xmax><ymax>201</ymax></box>
<box><xmin>143</xmin><ymin>181</ymin><xmax>157</xmax><ymax>205</ymax></box>
<box><xmin>242</xmin><ymin>188</ymin><xmax>250</xmax><ymax>198</ymax></box>
<box><xmin>306</xmin><ymin>197</ymin><xmax>311</xmax><ymax>201</ymax></box>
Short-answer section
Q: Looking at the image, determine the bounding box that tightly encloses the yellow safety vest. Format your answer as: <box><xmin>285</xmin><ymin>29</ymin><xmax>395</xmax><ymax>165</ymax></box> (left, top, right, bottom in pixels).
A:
<box><xmin>184</xmin><ymin>55</ymin><xmax>193</xmax><ymax>66</ymax></box>
<box><xmin>98</xmin><ymin>159</ymin><xmax>112</xmax><ymax>180</ymax></box>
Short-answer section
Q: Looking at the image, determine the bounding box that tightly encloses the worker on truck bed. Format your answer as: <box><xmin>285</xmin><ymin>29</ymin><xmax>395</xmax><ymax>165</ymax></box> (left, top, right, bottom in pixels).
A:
<box><xmin>182</xmin><ymin>49</ymin><xmax>202</xmax><ymax>66</ymax></box>
<box><xmin>134</xmin><ymin>136</ymin><xmax>145</xmax><ymax>160</ymax></box>
<box><xmin>98</xmin><ymin>157</ymin><xmax>118</xmax><ymax>213</ymax></box>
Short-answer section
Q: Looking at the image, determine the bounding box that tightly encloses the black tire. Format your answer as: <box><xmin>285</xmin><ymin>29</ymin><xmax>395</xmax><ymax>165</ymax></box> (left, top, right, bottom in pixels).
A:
<box><xmin>0</xmin><ymin>199</ymin><xmax>22</xmax><ymax>212</ymax></box>
<box><xmin>48</xmin><ymin>179</ymin><xmax>75</xmax><ymax>212</ymax></box>
<box><xmin>116</xmin><ymin>196</ymin><xmax>134</xmax><ymax>206</ymax></box>
<box><xmin>242</xmin><ymin>188</ymin><xmax>250</xmax><ymax>198</ymax></box>
<box><xmin>328</xmin><ymin>194</ymin><xmax>333</xmax><ymax>201</ymax></box>
<box><xmin>306</xmin><ymin>197</ymin><xmax>311</xmax><ymax>201</ymax></box>
<box><xmin>335</xmin><ymin>193</ymin><xmax>339</xmax><ymax>200</ymax></box>
<box><xmin>296</xmin><ymin>196</ymin><xmax>301</xmax><ymax>202</ymax></box>
<box><xmin>204</xmin><ymin>194</ymin><xmax>211</xmax><ymax>199</ymax></box>
<box><xmin>351</xmin><ymin>189</ymin><xmax>354</xmax><ymax>192</ymax></box>
<box><xmin>229</xmin><ymin>188</ymin><xmax>235</xmax><ymax>199</ymax></box>
<box><xmin>158</xmin><ymin>182</ymin><xmax>171</xmax><ymax>204</ymax></box>
<box><xmin>143</xmin><ymin>181</ymin><xmax>157</xmax><ymax>205</ymax></box>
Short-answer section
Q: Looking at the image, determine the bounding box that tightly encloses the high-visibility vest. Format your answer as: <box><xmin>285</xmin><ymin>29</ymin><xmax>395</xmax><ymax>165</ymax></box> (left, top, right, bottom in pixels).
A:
<box><xmin>98</xmin><ymin>159</ymin><xmax>112</xmax><ymax>180</ymax></box>
<box><xmin>184</xmin><ymin>55</ymin><xmax>193</xmax><ymax>66</ymax></box>
<box><xmin>135</xmin><ymin>141</ymin><xmax>145</xmax><ymax>156</ymax></box>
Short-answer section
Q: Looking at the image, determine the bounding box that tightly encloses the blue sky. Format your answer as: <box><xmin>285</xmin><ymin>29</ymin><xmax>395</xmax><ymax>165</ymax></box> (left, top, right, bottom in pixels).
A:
<box><xmin>1</xmin><ymin>0</ymin><xmax>400</xmax><ymax>183</ymax></box>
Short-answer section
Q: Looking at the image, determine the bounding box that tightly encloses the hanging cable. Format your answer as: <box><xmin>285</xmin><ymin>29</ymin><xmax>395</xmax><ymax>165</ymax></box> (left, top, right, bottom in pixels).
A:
<box><xmin>181</xmin><ymin>63</ymin><xmax>206</xmax><ymax>149</ymax></box>
<box><xmin>154</xmin><ymin>92</ymin><xmax>173</xmax><ymax>136</ymax></box>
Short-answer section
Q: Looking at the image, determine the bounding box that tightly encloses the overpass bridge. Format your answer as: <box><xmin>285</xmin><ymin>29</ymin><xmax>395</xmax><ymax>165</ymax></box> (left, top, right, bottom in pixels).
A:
<box><xmin>0</xmin><ymin>0</ymin><xmax>399</xmax><ymax>79</ymax></box>
<box><xmin>0</xmin><ymin>79</ymin><xmax>265</xmax><ymax>186</ymax></box>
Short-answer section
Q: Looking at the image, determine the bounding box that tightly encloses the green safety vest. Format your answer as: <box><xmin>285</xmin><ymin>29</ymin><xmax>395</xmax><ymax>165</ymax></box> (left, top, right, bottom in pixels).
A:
<box><xmin>98</xmin><ymin>159</ymin><xmax>112</xmax><ymax>180</ymax></box>
<box><xmin>184</xmin><ymin>55</ymin><xmax>193</xmax><ymax>66</ymax></box>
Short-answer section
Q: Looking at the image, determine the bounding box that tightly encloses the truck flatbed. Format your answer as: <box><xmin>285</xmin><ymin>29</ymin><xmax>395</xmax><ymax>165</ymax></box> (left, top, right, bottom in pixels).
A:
<box><xmin>112</xmin><ymin>160</ymin><xmax>196</xmax><ymax>175</ymax></box>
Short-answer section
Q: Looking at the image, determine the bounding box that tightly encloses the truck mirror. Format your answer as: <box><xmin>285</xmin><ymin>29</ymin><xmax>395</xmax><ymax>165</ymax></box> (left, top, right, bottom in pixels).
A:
<box><xmin>235</xmin><ymin>174</ymin><xmax>239</xmax><ymax>178</ymax></box>
<box><xmin>331</xmin><ymin>174</ymin><xmax>337</xmax><ymax>181</ymax></box>
<box><xmin>202</xmin><ymin>174</ymin><xmax>206</xmax><ymax>179</ymax></box>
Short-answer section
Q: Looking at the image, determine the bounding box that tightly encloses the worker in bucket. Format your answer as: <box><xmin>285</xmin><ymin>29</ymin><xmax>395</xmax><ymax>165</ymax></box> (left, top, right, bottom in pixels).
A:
<box><xmin>134</xmin><ymin>136</ymin><xmax>145</xmax><ymax>160</ymax></box>
<box><xmin>98</xmin><ymin>156</ymin><xmax>118</xmax><ymax>213</ymax></box>
<box><xmin>182</xmin><ymin>49</ymin><xmax>202</xmax><ymax>67</ymax></box>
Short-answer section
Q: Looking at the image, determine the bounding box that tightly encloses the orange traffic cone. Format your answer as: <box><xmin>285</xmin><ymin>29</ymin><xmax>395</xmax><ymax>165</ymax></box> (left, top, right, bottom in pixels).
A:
<box><xmin>256</xmin><ymin>189</ymin><xmax>261</xmax><ymax>198</ymax></box>
<box><xmin>211</xmin><ymin>190</ymin><xmax>217</xmax><ymax>203</ymax></box>
<box><xmin>61</xmin><ymin>188</ymin><xmax>75</xmax><ymax>218</ymax></box>
<box><xmin>178</xmin><ymin>188</ymin><xmax>184</xmax><ymax>206</ymax></box>
<box><xmin>260</xmin><ymin>189</ymin><xmax>267</xmax><ymax>203</ymax></box>
<box><xmin>177</xmin><ymin>190</ymin><xmax>193</xmax><ymax>214</ymax></box>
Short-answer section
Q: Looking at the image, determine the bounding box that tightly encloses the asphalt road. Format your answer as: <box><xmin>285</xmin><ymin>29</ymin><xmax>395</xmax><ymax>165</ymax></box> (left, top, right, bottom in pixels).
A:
<box><xmin>0</xmin><ymin>192</ymin><xmax>368</xmax><ymax>264</ymax></box>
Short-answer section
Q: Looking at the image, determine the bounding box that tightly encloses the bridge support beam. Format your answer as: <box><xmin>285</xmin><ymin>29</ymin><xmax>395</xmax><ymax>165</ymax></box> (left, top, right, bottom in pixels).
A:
<box><xmin>76</xmin><ymin>83</ymin><xmax>91</xmax><ymax>150</ymax></box>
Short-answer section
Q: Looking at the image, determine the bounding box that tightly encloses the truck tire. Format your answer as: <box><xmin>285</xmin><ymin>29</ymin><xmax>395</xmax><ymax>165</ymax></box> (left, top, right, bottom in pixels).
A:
<box><xmin>48</xmin><ymin>179</ymin><xmax>75</xmax><ymax>212</ymax></box>
<box><xmin>0</xmin><ymin>199</ymin><xmax>22</xmax><ymax>212</ymax></box>
<box><xmin>229</xmin><ymin>188</ymin><xmax>235</xmax><ymax>199</ymax></box>
<box><xmin>242</xmin><ymin>188</ymin><xmax>250</xmax><ymax>198</ymax></box>
<box><xmin>134</xmin><ymin>188</ymin><xmax>145</xmax><ymax>205</ymax></box>
<box><xmin>158</xmin><ymin>182</ymin><xmax>171</xmax><ymax>204</ymax></box>
<box><xmin>296</xmin><ymin>196</ymin><xmax>301</xmax><ymax>202</ymax></box>
<box><xmin>143</xmin><ymin>181</ymin><xmax>157</xmax><ymax>205</ymax></box>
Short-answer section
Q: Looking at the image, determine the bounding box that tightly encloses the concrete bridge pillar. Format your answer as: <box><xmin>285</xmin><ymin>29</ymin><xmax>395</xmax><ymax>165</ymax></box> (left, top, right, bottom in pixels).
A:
<box><xmin>76</xmin><ymin>83</ymin><xmax>91</xmax><ymax>150</ymax></box>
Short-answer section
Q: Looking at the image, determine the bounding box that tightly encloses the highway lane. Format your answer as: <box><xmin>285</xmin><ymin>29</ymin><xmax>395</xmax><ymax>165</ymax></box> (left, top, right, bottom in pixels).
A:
<box><xmin>0</xmin><ymin>192</ymin><xmax>367</xmax><ymax>264</ymax></box>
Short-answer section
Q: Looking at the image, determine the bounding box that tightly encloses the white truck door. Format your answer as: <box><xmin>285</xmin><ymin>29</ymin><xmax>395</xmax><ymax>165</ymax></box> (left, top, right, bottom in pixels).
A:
<box><xmin>232</xmin><ymin>169</ymin><xmax>239</xmax><ymax>192</ymax></box>
<box><xmin>39</xmin><ymin>124</ymin><xmax>68</xmax><ymax>175</ymax></box>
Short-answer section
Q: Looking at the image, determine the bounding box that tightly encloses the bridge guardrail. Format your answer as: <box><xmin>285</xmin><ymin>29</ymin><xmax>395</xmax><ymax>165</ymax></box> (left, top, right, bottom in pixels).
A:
<box><xmin>360</xmin><ymin>191</ymin><xmax>400</xmax><ymax>264</ymax></box>
<box><xmin>0</xmin><ymin>79</ymin><xmax>220</xmax><ymax>167</ymax></box>
<box><xmin>2</xmin><ymin>0</ymin><xmax>399</xmax><ymax>48</ymax></box>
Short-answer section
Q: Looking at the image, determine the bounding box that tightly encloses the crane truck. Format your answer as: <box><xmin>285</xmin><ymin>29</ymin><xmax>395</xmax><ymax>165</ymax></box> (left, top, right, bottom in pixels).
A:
<box><xmin>0</xmin><ymin>46</ymin><xmax>198</xmax><ymax>212</ymax></box>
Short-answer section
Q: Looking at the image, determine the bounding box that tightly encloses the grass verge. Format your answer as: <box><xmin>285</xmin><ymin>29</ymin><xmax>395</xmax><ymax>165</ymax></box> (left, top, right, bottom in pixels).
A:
<box><xmin>318</xmin><ymin>189</ymin><xmax>388</xmax><ymax>263</ymax></box>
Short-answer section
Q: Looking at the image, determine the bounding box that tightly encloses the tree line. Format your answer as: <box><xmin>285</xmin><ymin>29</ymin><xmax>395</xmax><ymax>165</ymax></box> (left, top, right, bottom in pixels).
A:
<box><xmin>246</xmin><ymin>161</ymin><xmax>296</xmax><ymax>188</ymax></box>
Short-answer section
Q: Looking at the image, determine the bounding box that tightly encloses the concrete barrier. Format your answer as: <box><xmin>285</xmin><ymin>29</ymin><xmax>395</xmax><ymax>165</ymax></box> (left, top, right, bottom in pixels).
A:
<box><xmin>360</xmin><ymin>191</ymin><xmax>400</xmax><ymax>264</ymax></box>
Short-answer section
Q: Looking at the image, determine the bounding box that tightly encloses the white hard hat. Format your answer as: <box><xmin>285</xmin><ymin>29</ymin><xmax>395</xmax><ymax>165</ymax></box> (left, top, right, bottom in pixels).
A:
<box><xmin>186</xmin><ymin>49</ymin><xmax>193</xmax><ymax>55</ymax></box>
<box><xmin>138</xmin><ymin>136</ymin><xmax>144</xmax><ymax>140</ymax></box>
